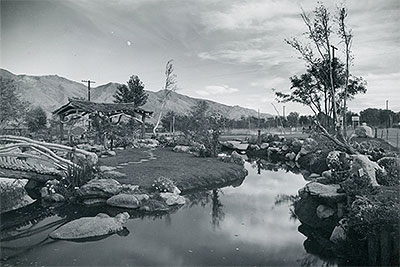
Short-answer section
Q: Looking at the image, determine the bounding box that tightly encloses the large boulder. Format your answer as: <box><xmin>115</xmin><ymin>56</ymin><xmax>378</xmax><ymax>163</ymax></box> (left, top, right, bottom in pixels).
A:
<box><xmin>297</xmin><ymin>150</ymin><xmax>329</xmax><ymax>174</ymax></box>
<box><xmin>106</xmin><ymin>194</ymin><xmax>140</xmax><ymax>209</ymax></box>
<box><xmin>355</xmin><ymin>123</ymin><xmax>373</xmax><ymax>138</ymax></box>
<box><xmin>294</xmin><ymin>197</ymin><xmax>337</xmax><ymax>230</ymax></box>
<box><xmin>102</xmin><ymin>170</ymin><xmax>127</xmax><ymax>179</ymax></box>
<box><xmin>316</xmin><ymin>204</ymin><xmax>335</xmax><ymax>219</ymax></box>
<box><xmin>220</xmin><ymin>141</ymin><xmax>248</xmax><ymax>151</ymax></box>
<box><xmin>78</xmin><ymin>179</ymin><xmax>122</xmax><ymax>199</ymax></box>
<box><xmin>351</xmin><ymin>154</ymin><xmax>384</xmax><ymax>186</ymax></box>
<box><xmin>49</xmin><ymin>212</ymin><xmax>129</xmax><ymax>240</ymax></box>
<box><xmin>296</xmin><ymin>138</ymin><xmax>318</xmax><ymax>160</ymax></box>
<box><xmin>299</xmin><ymin>182</ymin><xmax>346</xmax><ymax>203</ymax></box>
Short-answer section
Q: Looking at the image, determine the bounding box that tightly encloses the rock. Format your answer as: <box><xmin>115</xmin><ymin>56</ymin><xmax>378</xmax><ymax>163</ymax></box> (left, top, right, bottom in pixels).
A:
<box><xmin>260</xmin><ymin>143</ymin><xmax>269</xmax><ymax>150</ymax></box>
<box><xmin>106</xmin><ymin>194</ymin><xmax>140</xmax><ymax>209</ymax></box>
<box><xmin>377</xmin><ymin>157</ymin><xmax>400</xmax><ymax>186</ymax></box>
<box><xmin>299</xmin><ymin>182</ymin><xmax>346</xmax><ymax>203</ymax></box>
<box><xmin>230</xmin><ymin>151</ymin><xmax>245</xmax><ymax>165</ymax></box>
<box><xmin>173</xmin><ymin>145</ymin><xmax>191</xmax><ymax>153</ymax></box>
<box><xmin>314</xmin><ymin>177</ymin><xmax>331</xmax><ymax>185</ymax></box>
<box><xmin>134</xmin><ymin>193</ymin><xmax>150</xmax><ymax>202</ymax></box>
<box><xmin>351</xmin><ymin>154</ymin><xmax>384</xmax><ymax>186</ymax></box>
<box><xmin>296</xmin><ymin>138</ymin><xmax>318</xmax><ymax>160</ymax></box>
<box><xmin>49</xmin><ymin>212</ymin><xmax>129</xmax><ymax>240</ymax></box>
<box><xmin>99</xmin><ymin>165</ymin><xmax>116</xmax><ymax>172</ymax></box>
<box><xmin>291</xmin><ymin>138</ymin><xmax>303</xmax><ymax>154</ymax></box>
<box><xmin>78</xmin><ymin>179</ymin><xmax>122</xmax><ymax>199</ymax></box>
<box><xmin>281</xmin><ymin>145</ymin><xmax>289</xmax><ymax>151</ymax></box>
<box><xmin>267</xmin><ymin>147</ymin><xmax>280</xmax><ymax>154</ymax></box>
<box><xmin>294</xmin><ymin>197</ymin><xmax>336</xmax><ymax>230</ymax></box>
<box><xmin>309</xmin><ymin>173</ymin><xmax>321</xmax><ymax>178</ymax></box>
<box><xmin>120</xmin><ymin>184</ymin><xmax>140</xmax><ymax>194</ymax></box>
<box><xmin>101</xmin><ymin>150</ymin><xmax>116</xmax><ymax>157</ymax></box>
<box><xmin>355</xmin><ymin>123</ymin><xmax>373</xmax><ymax>138</ymax></box>
<box><xmin>220</xmin><ymin>141</ymin><xmax>249</xmax><ymax>151</ymax></box>
<box><xmin>46</xmin><ymin>193</ymin><xmax>65</xmax><ymax>202</ymax></box>
<box><xmin>83</xmin><ymin>198</ymin><xmax>107</xmax><ymax>206</ymax></box>
<box><xmin>316</xmin><ymin>204</ymin><xmax>335</xmax><ymax>219</ymax></box>
<box><xmin>322</xmin><ymin>170</ymin><xmax>332</xmax><ymax>179</ymax></box>
<box><xmin>329</xmin><ymin>219</ymin><xmax>347</xmax><ymax>244</ymax></box>
<box><xmin>249</xmin><ymin>144</ymin><xmax>260</xmax><ymax>151</ymax></box>
<box><xmin>102</xmin><ymin>170</ymin><xmax>127</xmax><ymax>179</ymax></box>
<box><xmin>297</xmin><ymin>150</ymin><xmax>329</xmax><ymax>174</ymax></box>
<box><xmin>160</xmin><ymin>192</ymin><xmax>186</xmax><ymax>206</ymax></box>
<box><xmin>285</xmin><ymin>152</ymin><xmax>296</xmax><ymax>161</ymax></box>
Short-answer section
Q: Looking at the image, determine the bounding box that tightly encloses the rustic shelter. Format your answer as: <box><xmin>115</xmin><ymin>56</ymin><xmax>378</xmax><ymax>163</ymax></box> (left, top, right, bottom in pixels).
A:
<box><xmin>52</xmin><ymin>98</ymin><xmax>153</xmax><ymax>139</ymax></box>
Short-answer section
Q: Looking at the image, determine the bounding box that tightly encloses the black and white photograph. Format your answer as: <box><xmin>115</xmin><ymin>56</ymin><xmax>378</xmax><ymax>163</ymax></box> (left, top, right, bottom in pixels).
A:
<box><xmin>1</xmin><ymin>0</ymin><xmax>399</xmax><ymax>266</ymax></box>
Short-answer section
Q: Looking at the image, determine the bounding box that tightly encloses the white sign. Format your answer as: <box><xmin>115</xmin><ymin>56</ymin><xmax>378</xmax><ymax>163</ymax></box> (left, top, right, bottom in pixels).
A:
<box><xmin>352</xmin><ymin>116</ymin><xmax>360</xmax><ymax>122</ymax></box>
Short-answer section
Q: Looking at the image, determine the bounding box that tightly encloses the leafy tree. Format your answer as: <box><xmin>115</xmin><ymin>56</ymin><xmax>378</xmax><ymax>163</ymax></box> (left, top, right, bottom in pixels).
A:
<box><xmin>113</xmin><ymin>75</ymin><xmax>148</xmax><ymax>107</ymax></box>
<box><xmin>279</xmin><ymin>3</ymin><xmax>366</xmax><ymax>135</ymax></box>
<box><xmin>0</xmin><ymin>77</ymin><xmax>28</xmax><ymax>124</ymax></box>
<box><xmin>26</xmin><ymin>107</ymin><xmax>47</xmax><ymax>132</ymax></box>
<box><xmin>153</xmin><ymin>59</ymin><xmax>178</xmax><ymax>135</ymax></box>
<box><xmin>287</xmin><ymin>112</ymin><xmax>299</xmax><ymax>127</ymax></box>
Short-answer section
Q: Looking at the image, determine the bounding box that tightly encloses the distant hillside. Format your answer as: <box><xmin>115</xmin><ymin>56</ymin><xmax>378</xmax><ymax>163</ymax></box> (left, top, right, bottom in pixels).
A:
<box><xmin>0</xmin><ymin>69</ymin><xmax>272</xmax><ymax>123</ymax></box>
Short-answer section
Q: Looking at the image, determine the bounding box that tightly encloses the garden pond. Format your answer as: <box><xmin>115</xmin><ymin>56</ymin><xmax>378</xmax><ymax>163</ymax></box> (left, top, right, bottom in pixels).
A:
<box><xmin>1</xmin><ymin>160</ymin><xmax>340</xmax><ymax>266</ymax></box>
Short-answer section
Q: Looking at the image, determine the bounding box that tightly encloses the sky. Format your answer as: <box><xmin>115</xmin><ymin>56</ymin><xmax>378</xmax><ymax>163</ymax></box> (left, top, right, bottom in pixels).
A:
<box><xmin>1</xmin><ymin>0</ymin><xmax>399</xmax><ymax>115</ymax></box>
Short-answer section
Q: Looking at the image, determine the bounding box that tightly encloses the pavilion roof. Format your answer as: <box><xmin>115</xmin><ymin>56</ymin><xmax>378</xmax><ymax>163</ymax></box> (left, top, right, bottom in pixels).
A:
<box><xmin>52</xmin><ymin>98</ymin><xmax>153</xmax><ymax>117</ymax></box>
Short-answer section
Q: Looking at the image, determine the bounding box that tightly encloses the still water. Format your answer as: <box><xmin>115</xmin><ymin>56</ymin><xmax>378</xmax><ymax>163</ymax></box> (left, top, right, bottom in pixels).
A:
<box><xmin>1</xmin><ymin>162</ymin><xmax>331</xmax><ymax>266</ymax></box>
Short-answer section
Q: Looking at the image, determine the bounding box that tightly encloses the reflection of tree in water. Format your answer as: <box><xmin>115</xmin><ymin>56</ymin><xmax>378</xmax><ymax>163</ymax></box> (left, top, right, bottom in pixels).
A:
<box><xmin>248</xmin><ymin>158</ymin><xmax>302</xmax><ymax>175</ymax></box>
<box><xmin>211</xmin><ymin>189</ymin><xmax>225</xmax><ymax>230</ymax></box>
<box><xmin>274</xmin><ymin>194</ymin><xmax>299</xmax><ymax>222</ymax></box>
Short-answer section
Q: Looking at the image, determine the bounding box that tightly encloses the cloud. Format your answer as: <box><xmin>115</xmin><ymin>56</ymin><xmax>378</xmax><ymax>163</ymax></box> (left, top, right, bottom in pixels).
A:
<box><xmin>196</xmin><ymin>84</ymin><xmax>239</xmax><ymax>96</ymax></box>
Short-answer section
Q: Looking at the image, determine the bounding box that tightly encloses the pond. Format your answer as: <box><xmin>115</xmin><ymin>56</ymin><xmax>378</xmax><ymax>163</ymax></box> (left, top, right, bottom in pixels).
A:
<box><xmin>1</xmin><ymin>161</ymin><xmax>333</xmax><ymax>266</ymax></box>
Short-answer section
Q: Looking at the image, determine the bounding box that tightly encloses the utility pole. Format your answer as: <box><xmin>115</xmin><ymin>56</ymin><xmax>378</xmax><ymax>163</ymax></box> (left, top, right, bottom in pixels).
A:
<box><xmin>82</xmin><ymin>80</ymin><xmax>96</xmax><ymax>101</ymax></box>
<box><xmin>282</xmin><ymin>106</ymin><xmax>286</xmax><ymax>118</ymax></box>
<box><xmin>331</xmin><ymin>45</ymin><xmax>338</xmax><ymax>133</ymax></box>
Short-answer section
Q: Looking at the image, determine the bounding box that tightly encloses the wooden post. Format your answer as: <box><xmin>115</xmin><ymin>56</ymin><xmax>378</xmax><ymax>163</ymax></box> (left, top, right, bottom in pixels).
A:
<box><xmin>59</xmin><ymin>114</ymin><xmax>64</xmax><ymax>141</ymax></box>
<box><xmin>141</xmin><ymin>113</ymin><xmax>146</xmax><ymax>139</ymax></box>
<box><xmin>374</xmin><ymin>128</ymin><xmax>378</xmax><ymax>138</ymax></box>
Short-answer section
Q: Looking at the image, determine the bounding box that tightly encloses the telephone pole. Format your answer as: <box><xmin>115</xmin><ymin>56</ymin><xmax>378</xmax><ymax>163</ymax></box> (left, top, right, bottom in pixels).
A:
<box><xmin>82</xmin><ymin>80</ymin><xmax>96</xmax><ymax>101</ymax></box>
<box><xmin>331</xmin><ymin>45</ymin><xmax>338</xmax><ymax>131</ymax></box>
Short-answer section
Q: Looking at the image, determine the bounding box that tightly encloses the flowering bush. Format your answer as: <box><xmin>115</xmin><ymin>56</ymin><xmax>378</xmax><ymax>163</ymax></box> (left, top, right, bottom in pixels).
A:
<box><xmin>152</xmin><ymin>176</ymin><xmax>176</xmax><ymax>193</ymax></box>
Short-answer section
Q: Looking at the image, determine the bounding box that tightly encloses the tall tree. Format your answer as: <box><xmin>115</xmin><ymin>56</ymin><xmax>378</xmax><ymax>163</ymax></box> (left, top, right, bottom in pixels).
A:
<box><xmin>0</xmin><ymin>77</ymin><xmax>28</xmax><ymax>125</ymax></box>
<box><xmin>153</xmin><ymin>59</ymin><xmax>178</xmax><ymax>135</ymax></box>
<box><xmin>113</xmin><ymin>75</ymin><xmax>148</xmax><ymax>107</ymax></box>
<box><xmin>26</xmin><ymin>106</ymin><xmax>47</xmax><ymax>132</ymax></box>
<box><xmin>338</xmin><ymin>6</ymin><xmax>353</xmax><ymax>137</ymax></box>
<box><xmin>277</xmin><ymin>3</ymin><xmax>366</xmax><ymax>133</ymax></box>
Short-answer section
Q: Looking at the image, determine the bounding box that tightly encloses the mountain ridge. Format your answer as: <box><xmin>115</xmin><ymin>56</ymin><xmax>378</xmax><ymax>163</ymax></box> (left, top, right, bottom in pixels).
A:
<box><xmin>0</xmin><ymin>69</ymin><xmax>272</xmax><ymax>122</ymax></box>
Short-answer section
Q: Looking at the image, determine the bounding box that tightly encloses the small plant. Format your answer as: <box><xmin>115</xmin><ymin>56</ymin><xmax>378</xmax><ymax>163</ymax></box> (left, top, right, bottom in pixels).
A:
<box><xmin>152</xmin><ymin>176</ymin><xmax>176</xmax><ymax>193</ymax></box>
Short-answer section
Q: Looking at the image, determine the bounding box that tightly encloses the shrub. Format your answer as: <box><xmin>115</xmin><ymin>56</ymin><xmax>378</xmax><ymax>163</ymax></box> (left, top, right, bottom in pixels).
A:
<box><xmin>152</xmin><ymin>176</ymin><xmax>176</xmax><ymax>193</ymax></box>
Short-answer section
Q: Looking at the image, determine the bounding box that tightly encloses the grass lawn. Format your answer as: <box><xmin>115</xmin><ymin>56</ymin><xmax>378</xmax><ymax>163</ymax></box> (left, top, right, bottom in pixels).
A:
<box><xmin>99</xmin><ymin>148</ymin><xmax>248</xmax><ymax>192</ymax></box>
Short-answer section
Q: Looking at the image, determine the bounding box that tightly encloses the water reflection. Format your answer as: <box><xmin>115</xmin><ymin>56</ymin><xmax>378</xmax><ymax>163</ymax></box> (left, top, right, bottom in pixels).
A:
<box><xmin>211</xmin><ymin>189</ymin><xmax>225</xmax><ymax>230</ymax></box>
<box><xmin>1</xmin><ymin>160</ymin><xmax>342</xmax><ymax>266</ymax></box>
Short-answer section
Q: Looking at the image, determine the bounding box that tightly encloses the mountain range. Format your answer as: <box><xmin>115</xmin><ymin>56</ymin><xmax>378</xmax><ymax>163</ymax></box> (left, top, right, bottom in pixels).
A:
<box><xmin>0</xmin><ymin>69</ymin><xmax>272</xmax><ymax>123</ymax></box>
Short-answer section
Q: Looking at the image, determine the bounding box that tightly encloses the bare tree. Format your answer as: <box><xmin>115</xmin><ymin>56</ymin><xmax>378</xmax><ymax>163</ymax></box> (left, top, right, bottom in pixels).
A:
<box><xmin>338</xmin><ymin>7</ymin><xmax>353</xmax><ymax>138</ymax></box>
<box><xmin>152</xmin><ymin>59</ymin><xmax>177</xmax><ymax>135</ymax></box>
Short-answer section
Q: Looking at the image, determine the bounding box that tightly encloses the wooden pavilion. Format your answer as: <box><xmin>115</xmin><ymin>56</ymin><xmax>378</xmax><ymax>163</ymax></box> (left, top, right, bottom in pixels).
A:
<box><xmin>52</xmin><ymin>98</ymin><xmax>153</xmax><ymax>140</ymax></box>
